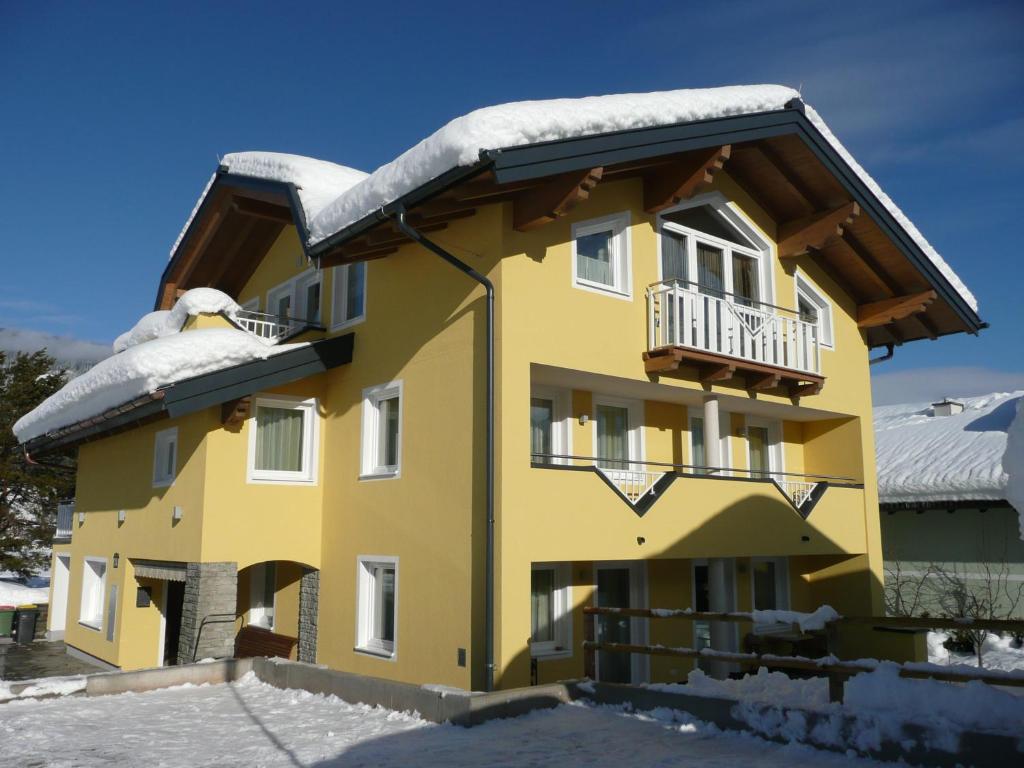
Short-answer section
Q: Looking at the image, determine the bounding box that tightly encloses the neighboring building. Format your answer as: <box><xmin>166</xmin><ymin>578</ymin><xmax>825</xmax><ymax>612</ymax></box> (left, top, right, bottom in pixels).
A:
<box><xmin>17</xmin><ymin>85</ymin><xmax>983</xmax><ymax>690</ymax></box>
<box><xmin>876</xmin><ymin>392</ymin><xmax>1024</xmax><ymax>617</ymax></box>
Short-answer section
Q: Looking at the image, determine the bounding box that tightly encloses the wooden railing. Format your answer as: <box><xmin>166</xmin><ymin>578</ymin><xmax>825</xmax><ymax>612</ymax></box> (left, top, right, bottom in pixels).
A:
<box><xmin>647</xmin><ymin>281</ymin><xmax>821</xmax><ymax>375</ymax></box>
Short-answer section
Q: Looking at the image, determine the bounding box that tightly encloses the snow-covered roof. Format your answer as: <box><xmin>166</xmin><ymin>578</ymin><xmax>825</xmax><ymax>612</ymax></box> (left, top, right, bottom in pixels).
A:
<box><xmin>874</xmin><ymin>391</ymin><xmax>1024</xmax><ymax>506</ymax></box>
<box><xmin>169</xmin><ymin>152</ymin><xmax>368</xmax><ymax>261</ymax></box>
<box><xmin>13</xmin><ymin>289</ymin><xmax>303</xmax><ymax>444</ymax></box>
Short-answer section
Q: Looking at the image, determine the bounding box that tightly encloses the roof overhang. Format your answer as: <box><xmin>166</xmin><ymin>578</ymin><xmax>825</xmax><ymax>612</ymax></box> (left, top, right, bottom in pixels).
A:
<box><xmin>24</xmin><ymin>332</ymin><xmax>354</xmax><ymax>456</ymax></box>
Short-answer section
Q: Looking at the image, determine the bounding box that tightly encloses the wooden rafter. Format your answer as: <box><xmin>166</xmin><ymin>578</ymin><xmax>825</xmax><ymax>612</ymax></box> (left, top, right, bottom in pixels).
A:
<box><xmin>700</xmin><ymin>362</ymin><xmax>736</xmax><ymax>383</ymax></box>
<box><xmin>751</xmin><ymin>143</ymin><xmax>820</xmax><ymax>211</ymax></box>
<box><xmin>642</xmin><ymin>145</ymin><xmax>731</xmax><ymax>214</ymax></box>
<box><xmin>231</xmin><ymin>196</ymin><xmax>292</xmax><ymax>223</ymax></box>
<box><xmin>857</xmin><ymin>291</ymin><xmax>937</xmax><ymax>328</ymax></box>
<box><xmin>778</xmin><ymin>202</ymin><xmax>860</xmax><ymax>258</ymax></box>
<box><xmin>512</xmin><ymin>167</ymin><xmax>604</xmax><ymax>231</ymax></box>
<box><xmin>221</xmin><ymin>396</ymin><xmax>252</xmax><ymax>428</ymax></box>
<box><xmin>320</xmin><ymin>246</ymin><xmax>398</xmax><ymax>268</ymax></box>
<box><xmin>747</xmin><ymin>372</ymin><xmax>782</xmax><ymax>391</ymax></box>
<box><xmin>204</xmin><ymin>218</ymin><xmax>259</xmax><ymax>288</ymax></box>
<box><xmin>839</xmin><ymin>230</ymin><xmax>904</xmax><ymax>296</ymax></box>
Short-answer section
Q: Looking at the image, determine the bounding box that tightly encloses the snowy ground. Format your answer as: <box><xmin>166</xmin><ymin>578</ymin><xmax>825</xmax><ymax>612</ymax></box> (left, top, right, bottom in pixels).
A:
<box><xmin>928</xmin><ymin>630</ymin><xmax>1024</xmax><ymax>673</ymax></box>
<box><xmin>0</xmin><ymin>578</ymin><xmax>48</xmax><ymax>606</ymax></box>
<box><xmin>2</xmin><ymin>673</ymin><xmax>889</xmax><ymax>768</ymax></box>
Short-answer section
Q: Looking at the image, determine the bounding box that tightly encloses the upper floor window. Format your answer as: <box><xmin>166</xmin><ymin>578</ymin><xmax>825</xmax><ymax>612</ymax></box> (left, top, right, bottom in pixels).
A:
<box><xmin>361</xmin><ymin>381</ymin><xmax>402</xmax><ymax>479</ymax></box>
<box><xmin>331</xmin><ymin>262</ymin><xmax>367</xmax><ymax>330</ymax></box>
<box><xmin>593</xmin><ymin>396</ymin><xmax>642</xmax><ymax>470</ymax></box>
<box><xmin>266</xmin><ymin>268</ymin><xmax>323</xmax><ymax>326</ymax></box>
<box><xmin>247</xmin><ymin>395</ymin><xmax>319</xmax><ymax>484</ymax></box>
<box><xmin>152</xmin><ymin>427</ymin><xmax>178</xmax><ymax>488</ymax></box>
<box><xmin>530</xmin><ymin>386</ymin><xmax>570</xmax><ymax>464</ymax></box>
<box><xmin>745</xmin><ymin>416</ymin><xmax>782</xmax><ymax>480</ymax></box>
<box><xmin>794</xmin><ymin>272</ymin><xmax>834</xmax><ymax>348</ymax></box>
<box><xmin>658</xmin><ymin>198</ymin><xmax>768</xmax><ymax>307</ymax></box>
<box><xmin>572</xmin><ymin>213</ymin><xmax>631</xmax><ymax>297</ymax></box>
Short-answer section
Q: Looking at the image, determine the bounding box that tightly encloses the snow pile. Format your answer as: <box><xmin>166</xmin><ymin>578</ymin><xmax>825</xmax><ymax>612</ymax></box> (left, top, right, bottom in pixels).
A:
<box><xmin>927</xmin><ymin>630</ymin><xmax>1024</xmax><ymax>673</ymax></box>
<box><xmin>0</xmin><ymin>579</ymin><xmax>48</xmax><ymax>605</ymax></box>
<box><xmin>112</xmin><ymin>287</ymin><xmax>242</xmax><ymax>353</ymax></box>
<box><xmin>307</xmin><ymin>85</ymin><xmax>799</xmax><ymax>245</ymax></box>
<box><xmin>1005</xmin><ymin>395</ymin><xmax>1024</xmax><ymax>537</ymax></box>
<box><xmin>752</xmin><ymin>606</ymin><xmax>839</xmax><ymax>633</ymax></box>
<box><xmin>874</xmin><ymin>390</ymin><xmax>1023</xmax><ymax>505</ymax></box>
<box><xmin>170</xmin><ymin>152</ymin><xmax>368</xmax><ymax>260</ymax></box>
<box><xmin>673</xmin><ymin>667</ymin><xmax>829</xmax><ymax>710</ymax></box>
<box><xmin>0</xmin><ymin>675</ymin><xmax>86</xmax><ymax>702</ymax></box>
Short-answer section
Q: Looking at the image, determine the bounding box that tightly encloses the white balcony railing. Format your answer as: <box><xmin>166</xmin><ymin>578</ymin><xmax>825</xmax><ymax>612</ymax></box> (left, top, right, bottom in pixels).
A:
<box><xmin>56</xmin><ymin>500</ymin><xmax>74</xmax><ymax>540</ymax></box>
<box><xmin>647</xmin><ymin>282</ymin><xmax>822</xmax><ymax>375</ymax></box>
<box><xmin>596</xmin><ymin>467</ymin><xmax>665</xmax><ymax>504</ymax></box>
<box><xmin>234</xmin><ymin>309</ymin><xmax>317</xmax><ymax>343</ymax></box>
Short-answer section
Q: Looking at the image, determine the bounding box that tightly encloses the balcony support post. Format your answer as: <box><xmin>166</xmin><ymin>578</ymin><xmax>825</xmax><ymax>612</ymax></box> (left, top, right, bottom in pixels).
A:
<box><xmin>703</xmin><ymin>395</ymin><xmax>721</xmax><ymax>468</ymax></box>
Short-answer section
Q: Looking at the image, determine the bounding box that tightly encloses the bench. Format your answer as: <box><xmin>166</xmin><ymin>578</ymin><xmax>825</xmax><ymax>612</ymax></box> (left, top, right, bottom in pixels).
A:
<box><xmin>235</xmin><ymin>625</ymin><xmax>298</xmax><ymax>660</ymax></box>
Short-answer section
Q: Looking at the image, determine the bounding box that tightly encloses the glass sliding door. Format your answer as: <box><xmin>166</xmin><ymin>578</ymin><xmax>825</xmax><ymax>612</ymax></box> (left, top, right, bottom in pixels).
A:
<box><xmin>596</xmin><ymin>404</ymin><xmax>630</xmax><ymax>470</ymax></box>
<box><xmin>530</xmin><ymin>398</ymin><xmax>554</xmax><ymax>463</ymax></box>
<box><xmin>596</xmin><ymin>567</ymin><xmax>633</xmax><ymax>683</ymax></box>
<box><xmin>661</xmin><ymin>231</ymin><xmax>689</xmax><ymax>344</ymax></box>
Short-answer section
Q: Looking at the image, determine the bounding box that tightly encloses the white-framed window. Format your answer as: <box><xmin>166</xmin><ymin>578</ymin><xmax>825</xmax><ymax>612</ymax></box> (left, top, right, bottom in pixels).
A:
<box><xmin>360</xmin><ymin>381</ymin><xmax>402</xmax><ymax>479</ymax></box>
<box><xmin>355</xmin><ymin>556</ymin><xmax>398</xmax><ymax>658</ymax></box>
<box><xmin>530</xmin><ymin>386</ymin><xmax>571</xmax><ymax>464</ymax></box>
<box><xmin>152</xmin><ymin>427</ymin><xmax>178</xmax><ymax>488</ymax></box>
<box><xmin>79</xmin><ymin>557</ymin><xmax>107</xmax><ymax>630</ymax></box>
<box><xmin>267</xmin><ymin>282</ymin><xmax>293</xmax><ymax>322</ymax></box>
<box><xmin>592</xmin><ymin>396</ymin><xmax>643</xmax><ymax>470</ymax></box>
<box><xmin>657</xmin><ymin>194</ymin><xmax>772</xmax><ymax>307</ymax></box>
<box><xmin>530</xmin><ymin>563</ymin><xmax>572</xmax><ymax>658</ymax></box>
<box><xmin>266</xmin><ymin>268</ymin><xmax>324</xmax><ymax>326</ymax></box>
<box><xmin>794</xmin><ymin>271</ymin><xmax>834</xmax><ymax>348</ymax></box>
<box><xmin>247</xmin><ymin>395</ymin><xmax>319</xmax><ymax>484</ymax></box>
<box><xmin>744</xmin><ymin>416</ymin><xmax>783</xmax><ymax>481</ymax></box>
<box><xmin>331</xmin><ymin>262</ymin><xmax>367</xmax><ymax>330</ymax></box>
<box><xmin>249</xmin><ymin>562</ymin><xmax>276</xmax><ymax>630</ymax></box>
<box><xmin>751</xmin><ymin>557</ymin><xmax>790</xmax><ymax>611</ymax></box>
<box><xmin>688</xmin><ymin>411</ymin><xmax>731</xmax><ymax>474</ymax></box>
<box><xmin>572</xmin><ymin>213</ymin><xmax>631</xmax><ymax>297</ymax></box>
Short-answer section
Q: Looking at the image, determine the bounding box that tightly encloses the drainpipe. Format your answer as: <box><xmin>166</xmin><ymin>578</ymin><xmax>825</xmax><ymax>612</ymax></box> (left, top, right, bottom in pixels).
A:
<box><xmin>392</xmin><ymin>208</ymin><xmax>496</xmax><ymax>692</ymax></box>
<box><xmin>869</xmin><ymin>343</ymin><xmax>895</xmax><ymax>365</ymax></box>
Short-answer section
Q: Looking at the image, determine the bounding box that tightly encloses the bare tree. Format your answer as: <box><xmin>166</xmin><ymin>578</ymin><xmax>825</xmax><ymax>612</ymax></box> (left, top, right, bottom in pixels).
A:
<box><xmin>884</xmin><ymin>561</ymin><xmax>940</xmax><ymax>617</ymax></box>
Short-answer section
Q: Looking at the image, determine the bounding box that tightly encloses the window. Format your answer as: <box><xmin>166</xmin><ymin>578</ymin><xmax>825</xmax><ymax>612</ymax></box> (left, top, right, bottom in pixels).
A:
<box><xmin>249</xmin><ymin>563</ymin><xmax>276</xmax><ymax>629</ymax></box>
<box><xmin>593</xmin><ymin>397</ymin><xmax>642</xmax><ymax>472</ymax></box>
<box><xmin>360</xmin><ymin>382</ymin><xmax>402</xmax><ymax>479</ymax></box>
<box><xmin>531</xmin><ymin>563</ymin><xmax>572</xmax><ymax>658</ymax></box>
<box><xmin>331</xmin><ymin>262</ymin><xmax>367</xmax><ymax>329</ymax></box>
<box><xmin>152</xmin><ymin>427</ymin><xmax>178</xmax><ymax>488</ymax></box>
<box><xmin>79</xmin><ymin>557</ymin><xmax>106</xmax><ymax>630</ymax></box>
<box><xmin>267</xmin><ymin>283</ymin><xmax>293</xmax><ymax>322</ymax></box>
<box><xmin>745</xmin><ymin>417</ymin><xmax>782</xmax><ymax>481</ymax></box>
<box><xmin>530</xmin><ymin>386</ymin><xmax>570</xmax><ymax>464</ymax></box>
<box><xmin>688</xmin><ymin>412</ymin><xmax>730</xmax><ymax>474</ymax></box>
<box><xmin>572</xmin><ymin>213</ymin><xmax>631</xmax><ymax>296</ymax></box>
<box><xmin>295</xmin><ymin>272</ymin><xmax>322</xmax><ymax>324</ymax></box>
<box><xmin>794</xmin><ymin>272</ymin><xmax>834</xmax><ymax>348</ymax></box>
<box><xmin>356</xmin><ymin>556</ymin><xmax>397</xmax><ymax>658</ymax></box>
<box><xmin>752</xmin><ymin>557</ymin><xmax>789</xmax><ymax>611</ymax></box>
<box><xmin>247</xmin><ymin>395</ymin><xmax>319</xmax><ymax>484</ymax></box>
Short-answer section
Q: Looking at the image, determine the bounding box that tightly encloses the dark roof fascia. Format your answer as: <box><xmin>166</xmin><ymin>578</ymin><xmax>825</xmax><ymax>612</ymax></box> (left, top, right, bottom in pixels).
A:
<box><xmin>155</xmin><ymin>172</ymin><xmax>308</xmax><ymax>310</ymax></box>
<box><xmin>880</xmin><ymin>498</ymin><xmax>1010</xmax><ymax>512</ymax></box>
<box><xmin>481</xmin><ymin>105</ymin><xmax>982</xmax><ymax>334</ymax></box>
<box><xmin>25</xmin><ymin>333</ymin><xmax>354</xmax><ymax>455</ymax></box>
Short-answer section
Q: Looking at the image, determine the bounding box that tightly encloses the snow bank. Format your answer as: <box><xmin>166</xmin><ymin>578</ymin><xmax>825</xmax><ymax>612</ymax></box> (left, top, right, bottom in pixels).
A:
<box><xmin>170</xmin><ymin>152</ymin><xmax>368</xmax><ymax>260</ymax></box>
<box><xmin>927</xmin><ymin>630</ymin><xmax>1024</xmax><ymax>673</ymax></box>
<box><xmin>301</xmin><ymin>84</ymin><xmax>975</xmax><ymax>312</ymax></box>
<box><xmin>752</xmin><ymin>606</ymin><xmax>839</xmax><ymax>633</ymax></box>
<box><xmin>112</xmin><ymin>287</ymin><xmax>242</xmax><ymax>353</ymax></box>
<box><xmin>0</xmin><ymin>580</ymin><xmax>48</xmax><ymax>606</ymax></box>
<box><xmin>0</xmin><ymin>675</ymin><xmax>86</xmax><ymax>702</ymax></box>
<box><xmin>875</xmin><ymin>390</ymin><xmax>1023</xmax><ymax>505</ymax></box>
<box><xmin>657</xmin><ymin>668</ymin><xmax>830</xmax><ymax>711</ymax></box>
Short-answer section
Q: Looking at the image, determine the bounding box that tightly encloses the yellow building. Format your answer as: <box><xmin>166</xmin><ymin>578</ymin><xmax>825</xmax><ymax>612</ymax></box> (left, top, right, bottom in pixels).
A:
<box><xmin>21</xmin><ymin>86</ymin><xmax>983</xmax><ymax>691</ymax></box>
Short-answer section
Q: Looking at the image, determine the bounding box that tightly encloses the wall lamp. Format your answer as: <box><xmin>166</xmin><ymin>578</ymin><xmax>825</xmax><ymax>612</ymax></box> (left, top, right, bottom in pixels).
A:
<box><xmin>112</xmin><ymin>552</ymin><xmax>120</xmax><ymax>569</ymax></box>
<box><xmin>172</xmin><ymin>506</ymin><xmax>183</xmax><ymax>522</ymax></box>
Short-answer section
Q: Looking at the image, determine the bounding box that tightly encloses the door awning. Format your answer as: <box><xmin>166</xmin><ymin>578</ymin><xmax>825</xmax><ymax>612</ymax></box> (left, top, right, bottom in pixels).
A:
<box><xmin>132</xmin><ymin>559</ymin><xmax>187</xmax><ymax>582</ymax></box>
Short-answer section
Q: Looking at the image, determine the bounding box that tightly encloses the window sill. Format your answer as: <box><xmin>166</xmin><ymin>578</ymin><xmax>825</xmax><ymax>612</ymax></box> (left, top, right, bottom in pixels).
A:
<box><xmin>354</xmin><ymin>645</ymin><xmax>395</xmax><ymax>660</ymax></box>
<box><xmin>531</xmin><ymin>648</ymin><xmax>573</xmax><ymax>661</ymax></box>
<box><xmin>359</xmin><ymin>470</ymin><xmax>400</xmax><ymax>482</ymax></box>
<box><xmin>330</xmin><ymin>315</ymin><xmax>366</xmax><ymax>333</ymax></box>
<box><xmin>79</xmin><ymin>620</ymin><xmax>101</xmax><ymax>632</ymax></box>
<box><xmin>247</xmin><ymin>474</ymin><xmax>318</xmax><ymax>486</ymax></box>
<box><xmin>572</xmin><ymin>280</ymin><xmax>632</xmax><ymax>301</ymax></box>
<box><xmin>152</xmin><ymin>479</ymin><xmax>174</xmax><ymax>489</ymax></box>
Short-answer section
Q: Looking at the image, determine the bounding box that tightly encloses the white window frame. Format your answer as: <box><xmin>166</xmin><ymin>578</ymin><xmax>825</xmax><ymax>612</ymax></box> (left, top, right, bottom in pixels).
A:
<box><xmin>152</xmin><ymin>427</ymin><xmax>178</xmax><ymax>488</ymax></box>
<box><xmin>78</xmin><ymin>556</ymin><xmax>107</xmax><ymax>631</ymax></box>
<box><xmin>687</xmin><ymin>411</ymin><xmax>731</xmax><ymax>473</ymax></box>
<box><xmin>266</xmin><ymin>281</ymin><xmax>294</xmax><ymax>320</ymax></box>
<box><xmin>294</xmin><ymin>270</ymin><xmax>323</xmax><ymax>325</ymax></box>
<box><xmin>530</xmin><ymin>386</ymin><xmax>572</xmax><ymax>465</ymax></box>
<box><xmin>530</xmin><ymin>562</ymin><xmax>573</xmax><ymax>659</ymax></box>
<box><xmin>331</xmin><ymin>262</ymin><xmax>367</xmax><ymax>331</ymax></box>
<box><xmin>794</xmin><ymin>270</ymin><xmax>835</xmax><ymax>349</ymax></box>
<box><xmin>355</xmin><ymin>555</ymin><xmax>398</xmax><ymax>660</ymax></box>
<box><xmin>591</xmin><ymin>395</ymin><xmax>644</xmax><ymax>470</ymax></box>
<box><xmin>744</xmin><ymin>415</ymin><xmax>783</xmax><ymax>481</ymax></box>
<box><xmin>240</xmin><ymin>297</ymin><xmax>260</xmax><ymax>313</ymax></box>
<box><xmin>571</xmin><ymin>212</ymin><xmax>632</xmax><ymax>299</ymax></box>
<box><xmin>248</xmin><ymin>563</ymin><xmax>276</xmax><ymax>630</ymax></box>
<box><xmin>750</xmin><ymin>556</ymin><xmax>791</xmax><ymax>611</ymax></box>
<box><xmin>360</xmin><ymin>381</ymin><xmax>403</xmax><ymax>480</ymax></box>
<box><xmin>246</xmin><ymin>395</ymin><xmax>320</xmax><ymax>485</ymax></box>
<box><xmin>656</xmin><ymin>192</ymin><xmax>774</xmax><ymax>306</ymax></box>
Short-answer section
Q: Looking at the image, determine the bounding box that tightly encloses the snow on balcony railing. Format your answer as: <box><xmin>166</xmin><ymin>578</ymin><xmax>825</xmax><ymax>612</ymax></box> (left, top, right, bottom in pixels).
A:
<box><xmin>56</xmin><ymin>500</ymin><xmax>74</xmax><ymax>540</ymax></box>
<box><xmin>647</xmin><ymin>281</ymin><xmax>821</xmax><ymax>375</ymax></box>
<box><xmin>233</xmin><ymin>309</ymin><xmax>319</xmax><ymax>342</ymax></box>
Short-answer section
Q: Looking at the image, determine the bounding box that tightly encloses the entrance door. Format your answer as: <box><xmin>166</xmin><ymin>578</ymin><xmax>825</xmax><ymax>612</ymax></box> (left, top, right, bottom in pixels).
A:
<box><xmin>49</xmin><ymin>555</ymin><xmax>71</xmax><ymax>635</ymax></box>
<box><xmin>161</xmin><ymin>581</ymin><xmax>185</xmax><ymax>666</ymax></box>
<box><xmin>595</xmin><ymin>564</ymin><xmax>647</xmax><ymax>684</ymax></box>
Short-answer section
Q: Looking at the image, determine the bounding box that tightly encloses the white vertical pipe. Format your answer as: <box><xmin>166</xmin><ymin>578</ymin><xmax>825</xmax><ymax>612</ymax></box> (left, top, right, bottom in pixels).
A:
<box><xmin>703</xmin><ymin>395</ymin><xmax>721</xmax><ymax>469</ymax></box>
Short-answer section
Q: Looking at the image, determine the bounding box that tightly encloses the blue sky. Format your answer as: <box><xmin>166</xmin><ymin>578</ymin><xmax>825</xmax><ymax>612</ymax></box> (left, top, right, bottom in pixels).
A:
<box><xmin>1</xmin><ymin>0</ymin><xmax>1021</xmax><ymax>402</ymax></box>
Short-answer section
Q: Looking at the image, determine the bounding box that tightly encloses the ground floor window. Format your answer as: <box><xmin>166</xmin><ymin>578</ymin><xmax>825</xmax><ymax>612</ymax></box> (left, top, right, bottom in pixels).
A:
<box><xmin>356</xmin><ymin>557</ymin><xmax>397</xmax><ymax>658</ymax></box>
<box><xmin>751</xmin><ymin>557</ymin><xmax>789</xmax><ymax>611</ymax></box>
<box><xmin>249</xmin><ymin>563</ymin><xmax>276</xmax><ymax>629</ymax></box>
<box><xmin>79</xmin><ymin>557</ymin><xmax>107</xmax><ymax>630</ymax></box>
<box><xmin>530</xmin><ymin>563</ymin><xmax>572</xmax><ymax>657</ymax></box>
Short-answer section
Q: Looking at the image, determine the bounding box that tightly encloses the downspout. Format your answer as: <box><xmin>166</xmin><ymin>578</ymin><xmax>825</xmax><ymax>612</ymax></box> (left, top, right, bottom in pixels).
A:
<box><xmin>869</xmin><ymin>343</ymin><xmax>895</xmax><ymax>365</ymax></box>
<box><xmin>392</xmin><ymin>208</ymin><xmax>496</xmax><ymax>692</ymax></box>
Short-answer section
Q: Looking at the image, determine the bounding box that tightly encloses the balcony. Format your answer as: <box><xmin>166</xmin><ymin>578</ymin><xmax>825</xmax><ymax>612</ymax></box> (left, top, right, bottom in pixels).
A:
<box><xmin>531</xmin><ymin>454</ymin><xmax>858</xmax><ymax>518</ymax></box>
<box><xmin>55</xmin><ymin>500</ymin><xmax>74</xmax><ymax>543</ymax></box>
<box><xmin>233</xmin><ymin>309</ymin><xmax>324</xmax><ymax>343</ymax></box>
<box><xmin>645</xmin><ymin>281</ymin><xmax>824</xmax><ymax>396</ymax></box>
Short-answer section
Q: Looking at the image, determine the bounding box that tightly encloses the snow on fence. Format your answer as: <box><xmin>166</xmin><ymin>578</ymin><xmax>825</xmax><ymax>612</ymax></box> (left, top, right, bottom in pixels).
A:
<box><xmin>582</xmin><ymin>606</ymin><xmax>1024</xmax><ymax>702</ymax></box>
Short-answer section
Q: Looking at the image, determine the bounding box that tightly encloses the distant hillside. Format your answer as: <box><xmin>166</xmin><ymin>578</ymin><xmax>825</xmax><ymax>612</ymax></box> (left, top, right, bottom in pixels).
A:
<box><xmin>0</xmin><ymin>327</ymin><xmax>110</xmax><ymax>377</ymax></box>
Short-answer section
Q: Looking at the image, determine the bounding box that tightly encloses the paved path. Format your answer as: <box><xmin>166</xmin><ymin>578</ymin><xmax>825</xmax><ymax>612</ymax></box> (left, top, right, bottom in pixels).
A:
<box><xmin>0</xmin><ymin>640</ymin><xmax>102</xmax><ymax>681</ymax></box>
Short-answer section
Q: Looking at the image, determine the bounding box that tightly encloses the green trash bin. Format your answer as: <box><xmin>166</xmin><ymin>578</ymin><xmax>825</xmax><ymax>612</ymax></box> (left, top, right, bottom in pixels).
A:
<box><xmin>0</xmin><ymin>605</ymin><xmax>15</xmax><ymax>637</ymax></box>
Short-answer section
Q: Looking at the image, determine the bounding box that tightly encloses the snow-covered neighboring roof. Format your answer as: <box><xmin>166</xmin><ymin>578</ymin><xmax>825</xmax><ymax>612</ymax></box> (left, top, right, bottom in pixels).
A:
<box><xmin>297</xmin><ymin>84</ymin><xmax>976</xmax><ymax>312</ymax></box>
<box><xmin>874</xmin><ymin>391</ymin><xmax>1024</xmax><ymax>506</ymax></box>
<box><xmin>13</xmin><ymin>289</ymin><xmax>303</xmax><ymax>444</ymax></box>
<box><xmin>169</xmin><ymin>152</ymin><xmax>368</xmax><ymax>260</ymax></box>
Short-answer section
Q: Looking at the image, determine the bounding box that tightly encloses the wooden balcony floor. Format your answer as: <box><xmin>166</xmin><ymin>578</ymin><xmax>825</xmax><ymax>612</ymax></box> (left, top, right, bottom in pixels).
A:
<box><xmin>643</xmin><ymin>345</ymin><xmax>824</xmax><ymax>397</ymax></box>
